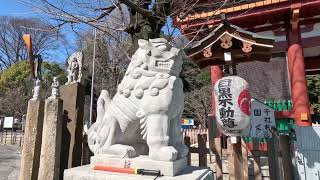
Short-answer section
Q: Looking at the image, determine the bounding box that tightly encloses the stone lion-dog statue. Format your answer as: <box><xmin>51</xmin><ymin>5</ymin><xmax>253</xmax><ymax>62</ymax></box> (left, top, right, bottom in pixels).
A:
<box><xmin>88</xmin><ymin>38</ymin><xmax>188</xmax><ymax>161</ymax></box>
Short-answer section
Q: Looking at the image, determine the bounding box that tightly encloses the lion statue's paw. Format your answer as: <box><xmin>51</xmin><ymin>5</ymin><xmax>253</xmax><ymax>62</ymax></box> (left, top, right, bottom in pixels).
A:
<box><xmin>175</xmin><ymin>144</ymin><xmax>189</xmax><ymax>158</ymax></box>
<box><xmin>149</xmin><ymin>146</ymin><xmax>178</xmax><ymax>161</ymax></box>
<box><xmin>101</xmin><ymin>144</ymin><xmax>137</xmax><ymax>158</ymax></box>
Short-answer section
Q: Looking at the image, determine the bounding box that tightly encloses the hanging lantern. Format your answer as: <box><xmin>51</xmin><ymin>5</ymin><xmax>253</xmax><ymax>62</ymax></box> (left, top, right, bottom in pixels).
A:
<box><xmin>214</xmin><ymin>76</ymin><xmax>251</xmax><ymax>136</ymax></box>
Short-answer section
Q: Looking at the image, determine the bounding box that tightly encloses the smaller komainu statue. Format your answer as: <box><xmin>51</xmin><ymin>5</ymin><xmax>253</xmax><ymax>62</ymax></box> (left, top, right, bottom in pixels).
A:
<box><xmin>66</xmin><ymin>52</ymin><xmax>83</xmax><ymax>85</ymax></box>
<box><xmin>88</xmin><ymin>38</ymin><xmax>188</xmax><ymax>162</ymax></box>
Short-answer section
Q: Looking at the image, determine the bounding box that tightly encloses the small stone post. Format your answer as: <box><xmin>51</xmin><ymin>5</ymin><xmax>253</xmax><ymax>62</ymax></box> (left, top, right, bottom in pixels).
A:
<box><xmin>19</xmin><ymin>100</ymin><xmax>44</xmax><ymax>180</ymax></box>
<box><xmin>59</xmin><ymin>82</ymin><xmax>84</xmax><ymax>168</ymax></box>
<box><xmin>38</xmin><ymin>98</ymin><xmax>63</xmax><ymax>180</ymax></box>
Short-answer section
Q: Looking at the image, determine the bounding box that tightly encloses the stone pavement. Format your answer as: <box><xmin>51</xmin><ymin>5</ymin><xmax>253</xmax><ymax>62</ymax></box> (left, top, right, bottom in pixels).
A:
<box><xmin>0</xmin><ymin>145</ymin><xmax>21</xmax><ymax>180</ymax></box>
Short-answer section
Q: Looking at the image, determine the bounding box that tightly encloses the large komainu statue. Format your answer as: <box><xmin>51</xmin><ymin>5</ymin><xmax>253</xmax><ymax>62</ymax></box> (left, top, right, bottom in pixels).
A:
<box><xmin>88</xmin><ymin>38</ymin><xmax>188</xmax><ymax>162</ymax></box>
<box><xmin>66</xmin><ymin>52</ymin><xmax>83</xmax><ymax>85</ymax></box>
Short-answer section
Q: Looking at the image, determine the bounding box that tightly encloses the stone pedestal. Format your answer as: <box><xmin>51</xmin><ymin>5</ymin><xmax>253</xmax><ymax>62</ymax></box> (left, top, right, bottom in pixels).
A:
<box><xmin>38</xmin><ymin>99</ymin><xmax>63</xmax><ymax>180</ymax></box>
<box><xmin>91</xmin><ymin>155</ymin><xmax>187</xmax><ymax>176</ymax></box>
<box><xmin>60</xmin><ymin>82</ymin><xmax>85</xmax><ymax>169</ymax></box>
<box><xmin>19</xmin><ymin>100</ymin><xmax>44</xmax><ymax>180</ymax></box>
<box><xmin>64</xmin><ymin>165</ymin><xmax>213</xmax><ymax>180</ymax></box>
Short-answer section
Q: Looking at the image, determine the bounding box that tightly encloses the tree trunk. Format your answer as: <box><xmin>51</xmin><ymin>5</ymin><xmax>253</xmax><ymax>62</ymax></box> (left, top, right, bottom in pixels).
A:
<box><xmin>125</xmin><ymin>0</ymin><xmax>169</xmax><ymax>50</ymax></box>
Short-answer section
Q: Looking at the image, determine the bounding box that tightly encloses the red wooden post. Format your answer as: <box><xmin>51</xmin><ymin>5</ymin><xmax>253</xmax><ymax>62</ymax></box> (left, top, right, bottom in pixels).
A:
<box><xmin>210</xmin><ymin>66</ymin><xmax>223</xmax><ymax>178</ymax></box>
<box><xmin>210</xmin><ymin>66</ymin><xmax>223</xmax><ymax>116</ymax></box>
<box><xmin>286</xmin><ymin>8</ymin><xmax>311</xmax><ymax>126</ymax></box>
<box><xmin>207</xmin><ymin>115</ymin><xmax>216</xmax><ymax>163</ymax></box>
<box><xmin>281</xmin><ymin>8</ymin><xmax>307</xmax><ymax>180</ymax></box>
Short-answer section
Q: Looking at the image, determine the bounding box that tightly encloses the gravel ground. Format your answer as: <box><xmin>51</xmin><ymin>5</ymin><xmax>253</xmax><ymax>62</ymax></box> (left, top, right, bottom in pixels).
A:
<box><xmin>0</xmin><ymin>145</ymin><xmax>21</xmax><ymax>180</ymax></box>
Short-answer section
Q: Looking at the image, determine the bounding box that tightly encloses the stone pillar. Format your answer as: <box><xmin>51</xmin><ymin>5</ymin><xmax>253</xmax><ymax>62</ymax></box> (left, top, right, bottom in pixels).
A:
<box><xmin>59</xmin><ymin>82</ymin><xmax>84</xmax><ymax>169</ymax></box>
<box><xmin>287</xmin><ymin>25</ymin><xmax>311</xmax><ymax>126</ymax></box>
<box><xmin>19</xmin><ymin>100</ymin><xmax>44</xmax><ymax>180</ymax></box>
<box><xmin>38</xmin><ymin>99</ymin><xmax>63</xmax><ymax>180</ymax></box>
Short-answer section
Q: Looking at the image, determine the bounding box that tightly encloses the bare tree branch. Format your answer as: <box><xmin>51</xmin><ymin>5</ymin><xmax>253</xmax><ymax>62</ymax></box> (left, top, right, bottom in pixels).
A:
<box><xmin>0</xmin><ymin>16</ymin><xmax>62</xmax><ymax>69</ymax></box>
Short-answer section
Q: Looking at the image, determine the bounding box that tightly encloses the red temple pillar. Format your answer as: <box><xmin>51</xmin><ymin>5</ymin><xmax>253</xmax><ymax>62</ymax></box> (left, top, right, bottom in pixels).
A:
<box><xmin>211</xmin><ymin>65</ymin><xmax>223</xmax><ymax>138</ymax></box>
<box><xmin>287</xmin><ymin>23</ymin><xmax>311</xmax><ymax>126</ymax></box>
<box><xmin>209</xmin><ymin>65</ymin><xmax>224</xmax><ymax>179</ymax></box>
<box><xmin>211</xmin><ymin>65</ymin><xmax>223</xmax><ymax>114</ymax></box>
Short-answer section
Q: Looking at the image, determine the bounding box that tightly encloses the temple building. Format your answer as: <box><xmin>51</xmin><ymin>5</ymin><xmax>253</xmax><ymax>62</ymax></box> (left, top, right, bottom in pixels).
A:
<box><xmin>175</xmin><ymin>0</ymin><xmax>320</xmax><ymax>127</ymax></box>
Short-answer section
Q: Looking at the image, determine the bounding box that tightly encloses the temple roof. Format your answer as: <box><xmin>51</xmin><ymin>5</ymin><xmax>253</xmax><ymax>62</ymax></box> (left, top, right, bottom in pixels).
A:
<box><xmin>176</xmin><ymin>1</ymin><xmax>320</xmax><ymax>36</ymax></box>
<box><xmin>185</xmin><ymin>22</ymin><xmax>275</xmax><ymax>69</ymax></box>
<box><xmin>177</xmin><ymin>0</ymin><xmax>289</xmax><ymax>23</ymax></box>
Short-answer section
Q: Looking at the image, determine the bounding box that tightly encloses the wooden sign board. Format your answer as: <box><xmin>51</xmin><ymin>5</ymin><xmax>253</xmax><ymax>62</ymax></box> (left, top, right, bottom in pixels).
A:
<box><xmin>249</xmin><ymin>98</ymin><xmax>275</xmax><ymax>138</ymax></box>
<box><xmin>3</xmin><ymin>117</ymin><xmax>13</xmax><ymax>129</ymax></box>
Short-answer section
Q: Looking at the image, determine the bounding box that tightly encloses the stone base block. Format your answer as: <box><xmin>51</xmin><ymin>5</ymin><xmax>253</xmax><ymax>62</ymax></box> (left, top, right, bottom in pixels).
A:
<box><xmin>64</xmin><ymin>165</ymin><xmax>213</xmax><ymax>180</ymax></box>
<box><xmin>90</xmin><ymin>155</ymin><xmax>187</xmax><ymax>176</ymax></box>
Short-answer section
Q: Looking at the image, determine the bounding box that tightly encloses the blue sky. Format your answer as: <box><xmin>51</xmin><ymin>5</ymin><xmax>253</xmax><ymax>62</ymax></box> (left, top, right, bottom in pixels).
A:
<box><xmin>0</xmin><ymin>1</ymin><xmax>33</xmax><ymax>17</ymax></box>
<box><xmin>0</xmin><ymin>0</ymin><xmax>77</xmax><ymax>63</ymax></box>
<box><xmin>0</xmin><ymin>1</ymin><xmax>181</xmax><ymax>63</ymax></box>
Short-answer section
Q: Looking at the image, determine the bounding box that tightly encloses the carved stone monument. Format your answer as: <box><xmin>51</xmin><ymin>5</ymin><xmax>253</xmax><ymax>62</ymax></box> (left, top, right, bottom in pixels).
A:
<box><xmin>19</xmin><ymin>52</ymin><xmax>44</xmax><ymax>180</ymax></box>
<box><xmin>38</xmin><ymin>98</ymin><xmax>63</xmax><ymax>180</ymax></box>
<box><xmin>59</xmin><ymin>52</ymin><xmax>85</xmax><ymax>171</ymax></box>
<box><xmin>64</xmin><ymin>38</ymin><xmax>213</xmax><ymax>179</ymax></box>
<box><xmin>60</xmin><ymin>81</ymin><xmax>85</xmax><ymax>169</ymax></box>
<box><xmin>65</xmin><ymin>52</ymin><xmax>83</xmax><ymax>85</ymax></box>
<box><xmin>19</xmin><ymin>100</ymin><xmax>44</xmax><ymax>180</ymax></box>
<box><xmin>60</xmin><ymin>52</ymin><xmax>85</xmax><ymax>172</ymax></box>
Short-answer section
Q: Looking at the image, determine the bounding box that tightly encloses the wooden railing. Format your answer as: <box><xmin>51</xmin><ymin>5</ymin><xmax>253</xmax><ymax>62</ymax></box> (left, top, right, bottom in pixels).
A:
<box><xmin>0</xmin><ymin>130</ymin><xmax>24</xmax><ymax>147</ymax></box>
<box><xmin>182</xmin><ymin>128</ymin><xmax>286</xmax><ymax>180</ymax></box>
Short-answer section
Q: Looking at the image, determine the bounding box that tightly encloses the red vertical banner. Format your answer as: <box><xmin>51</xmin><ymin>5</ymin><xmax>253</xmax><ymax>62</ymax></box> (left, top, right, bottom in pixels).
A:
<box><xmin>22</xmin><ymin>34</ymin><xmax>35</xmax><ymax>78</ymax></box>
<box><xmin>22</xmin><ymin>34</ymin><xmax>32</xmax><ymax>52</ymax></box>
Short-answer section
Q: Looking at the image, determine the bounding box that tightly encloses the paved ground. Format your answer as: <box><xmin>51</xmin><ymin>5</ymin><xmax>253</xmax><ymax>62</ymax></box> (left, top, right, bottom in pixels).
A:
<box><xmin>0</xmin><ymin>145</ymin><xmax>21</xmax><ymax>180</ymax></box>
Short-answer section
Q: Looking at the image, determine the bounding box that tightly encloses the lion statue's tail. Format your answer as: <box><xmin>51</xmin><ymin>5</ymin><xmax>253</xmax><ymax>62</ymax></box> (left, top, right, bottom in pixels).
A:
<box><xmin>87</xmin><ymin>90</ymin><xmax>111</xmax><ymax>153</ymax></box>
